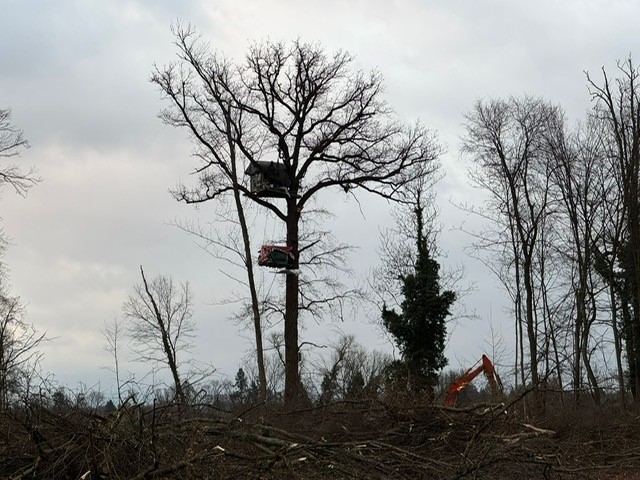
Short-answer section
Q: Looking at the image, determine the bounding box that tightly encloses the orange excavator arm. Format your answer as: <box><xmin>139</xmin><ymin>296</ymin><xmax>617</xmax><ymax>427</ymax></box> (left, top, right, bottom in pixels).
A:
<box><xmin>444</xmin><ymin>354</ymin><xmax>502</xmax><ymax>406</ymax></box>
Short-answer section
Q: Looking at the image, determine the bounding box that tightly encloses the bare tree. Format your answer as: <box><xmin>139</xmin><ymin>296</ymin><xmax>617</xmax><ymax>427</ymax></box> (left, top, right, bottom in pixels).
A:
<box><xmin>591</xmin><ymin>134</ymin><xmax>627</xmax><ymax>403</ymax></box>
<box><xmin>316</xmin><ymin>334</ymin><xmax>390</xmax><ymax>403</ymax></box>
<box><xmin>0</xmin><ymin>110</ymin><xmax>43</xmax><ymax>408</ymax></box>
<box><xmin>317</xmin><ymin>334</ymin><xmax>353</xmax><ymax>404</ymax></box>
<box><xmin>462</xmin><ymin>96</ymin><xmax>562</xmax><ymax>391</ymax></box>
<box><xmin>0</xmin><ymin>293</ymin><xmax>45</xmax><ymax>409</ymax></box>
<box><xmin>547</xmin><ymin>117</ymin><xmax>608</xmax><ymax>404</ymax></box>
<box><xmin>123</xmin><ymin>266</ymin><xmax>195</xmax><ymax>404</ymax></box>
<box><xmin>153</xmin><ymin>26</ymin><xmax>442</xmax><ymax>404</ymax></box>
<box><xmin>102</xmin><ymin>314</ymin><xmax>128</xmax><ymax>405</ymax></box>
<box><xmin>587</xmin><ymin>58</ymin><xmax>640</xmax><ymax>399</ymax></box>
<box><xmin>0</xmin><ymin>108</ymin><xmax>39</xmax><ymax>195</ymax></box>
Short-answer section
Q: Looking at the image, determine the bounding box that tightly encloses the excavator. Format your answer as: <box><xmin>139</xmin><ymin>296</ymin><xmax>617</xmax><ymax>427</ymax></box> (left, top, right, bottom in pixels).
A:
<box><xmin>444</xmin><ymin>354</ymin><xmax>503</xmax><ymax>406</ymax></box>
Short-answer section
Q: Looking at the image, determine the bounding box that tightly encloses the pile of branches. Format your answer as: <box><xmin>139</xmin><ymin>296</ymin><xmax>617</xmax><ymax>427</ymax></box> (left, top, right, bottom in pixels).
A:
<box><xmin>1</xmin><ymin>395</ymin><xmax>640</xmax><ymax>479</ymax></box>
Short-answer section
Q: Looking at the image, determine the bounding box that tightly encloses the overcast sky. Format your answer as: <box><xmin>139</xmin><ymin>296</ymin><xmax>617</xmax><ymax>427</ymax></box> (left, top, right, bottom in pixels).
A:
<box><xmin>2</xmin><ymin>0</ymin><xmax>639</xmax><ymax>394</ymax></box>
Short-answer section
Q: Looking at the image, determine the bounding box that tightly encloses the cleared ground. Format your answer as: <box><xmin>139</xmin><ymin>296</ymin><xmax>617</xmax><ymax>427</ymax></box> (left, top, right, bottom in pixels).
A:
<box><xmin>2</xmin><ymin>393</ymin><xmax>640</xmax><ymax>479</ymax></box>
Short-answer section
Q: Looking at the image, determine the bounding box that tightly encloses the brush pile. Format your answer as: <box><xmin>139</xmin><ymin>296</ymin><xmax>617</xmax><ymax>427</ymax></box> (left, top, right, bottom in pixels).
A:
<box><xmin>2</xmin><ymin>395</ymin><xmax>640</xmax><ymax>479</ymax></box>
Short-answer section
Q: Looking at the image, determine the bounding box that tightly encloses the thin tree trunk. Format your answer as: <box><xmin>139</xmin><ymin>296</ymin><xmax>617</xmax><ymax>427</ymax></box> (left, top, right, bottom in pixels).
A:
<box><xmin>609</xmin><ymin>281</ymin><xmax>626</xmax><ymax>406</ymax></box>
<box><xmin>523</xmin><ymin>255</ymin><xmax>540</xmax><ymax>387</ymax></box>
<box><xmin>232</xmin><ymin>189</ymin><xmax>267</xmax><ymax>402</ymax></box>
<box><xmin>229</xmin><ymin>133</ymin><xmax>267</xmax><ymax>402</ymax></box>
<box><xmin>508</xmin><ymin>214</ymin><xmax>525</xmax><ymax>390</ymax></box>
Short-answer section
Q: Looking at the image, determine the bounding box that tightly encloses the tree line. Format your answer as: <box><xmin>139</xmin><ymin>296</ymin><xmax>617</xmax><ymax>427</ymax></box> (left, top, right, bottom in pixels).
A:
<box><xmin>463</xmin><ymin>58</ymin><xmax>640</xmax><ymax>405</ymax></box>
<box><xmin>2</xmin><ymin>26</ymin><xmax>640</xmax><ymax>411</ymax></box>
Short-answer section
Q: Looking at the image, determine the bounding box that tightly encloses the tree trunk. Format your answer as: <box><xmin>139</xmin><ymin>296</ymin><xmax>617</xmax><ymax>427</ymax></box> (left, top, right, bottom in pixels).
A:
<box><xmin>229</xmin><ymin>138</ymin><xmax>267</xmax><ymax>402</ymax></box>
<box><xmin>523</xmin><ymin>255</ymin><xmax>539</xmax><ymax>387</ymax></box>
<box><xmin>284</xmin><ymin>197</ymin><xmax>301</xmax><ymax>405</ymax></box>
<box><xmin>629</xmin><ymin>180</ymin><xmax>640</xmax><ymax>400</ymax></box>
<box><xmin>609</xmin><ymin>281</ymin><xmax>626</xmax><ymax>406</ymax></box>
<box><xmin>233</xmin><ymin>188</ymin><xmax>268</xmax><ymax>402</ymax></box>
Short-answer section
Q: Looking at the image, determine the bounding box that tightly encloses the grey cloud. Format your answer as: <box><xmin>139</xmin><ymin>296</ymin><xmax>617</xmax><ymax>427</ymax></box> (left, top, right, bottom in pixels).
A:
<box><xmin>3</xmin><ymin>0</ymin><xmax>640</xmax><ymax>387</ymax></box>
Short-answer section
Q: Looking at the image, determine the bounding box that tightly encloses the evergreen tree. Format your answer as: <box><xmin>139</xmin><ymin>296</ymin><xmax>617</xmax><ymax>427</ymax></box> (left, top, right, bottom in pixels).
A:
<box><xmin>232</xmin><ymin>367</ymin><xmax>249</xmax><ymax>404</ymax></box>
<box><xmin>381</xmin><ymin>204</ymin><xmax>455</xmax><ymax>392</ymax></box>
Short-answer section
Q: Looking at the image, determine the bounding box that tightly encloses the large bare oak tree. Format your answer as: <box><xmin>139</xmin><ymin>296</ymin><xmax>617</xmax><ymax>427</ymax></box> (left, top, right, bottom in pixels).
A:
<box><xmin>153</xmin><ymin>26</ymin><xmax>442</xmax><ymax>404</ymax></box>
